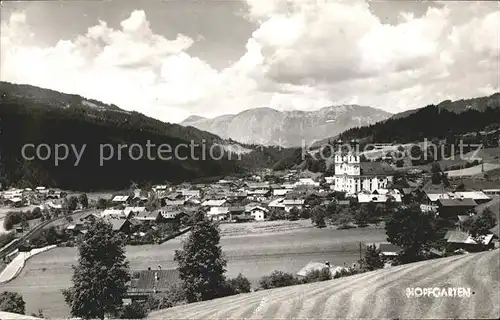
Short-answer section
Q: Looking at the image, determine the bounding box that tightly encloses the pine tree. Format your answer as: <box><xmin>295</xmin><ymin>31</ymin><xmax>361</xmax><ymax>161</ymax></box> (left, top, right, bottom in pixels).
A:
<box><xmin>174</xmin><ymin>212</ymin><xmax>227</xmax><ymax>302</ymax></box>
<box><xmin>359</xmin><ymin>244</ymin><xmax>384</xmax><ymax>271</ymax></box>
<box><xmin>62</xmin><ymin>219</ymin><xmax>130</xmax><ymax>319</ymax></box>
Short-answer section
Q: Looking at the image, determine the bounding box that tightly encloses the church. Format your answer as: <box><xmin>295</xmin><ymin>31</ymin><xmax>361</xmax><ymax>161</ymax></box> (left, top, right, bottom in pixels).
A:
<box><xmin>327</xmin><ymin>148</ymin><xmax>395</xmax><ymax>195</ymax></box>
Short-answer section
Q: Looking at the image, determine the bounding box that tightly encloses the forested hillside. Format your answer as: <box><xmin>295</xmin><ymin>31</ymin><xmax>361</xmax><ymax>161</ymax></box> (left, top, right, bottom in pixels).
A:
<box><xmin>0</xmin><ymin>82</ymin><xmax>289</xmax><ymax>190</ymax></box>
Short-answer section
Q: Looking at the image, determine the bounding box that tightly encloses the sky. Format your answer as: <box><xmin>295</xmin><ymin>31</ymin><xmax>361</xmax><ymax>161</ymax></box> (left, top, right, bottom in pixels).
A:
<box><xmin>1</xmin><ymin>0</ymin><xmax>499</xmax><ymax>124</ymax></box>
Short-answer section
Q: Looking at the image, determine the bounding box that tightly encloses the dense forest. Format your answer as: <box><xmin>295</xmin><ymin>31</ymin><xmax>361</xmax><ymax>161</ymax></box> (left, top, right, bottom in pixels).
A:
<box><xmin>337</xmin><ymin>105</ymin><xmax>500</xmax><ymax>143</ymax></box>
<box><xmin>0</xmin><ymin>82</ymin><xmax>290</xmax><ymax>190</ymax></box>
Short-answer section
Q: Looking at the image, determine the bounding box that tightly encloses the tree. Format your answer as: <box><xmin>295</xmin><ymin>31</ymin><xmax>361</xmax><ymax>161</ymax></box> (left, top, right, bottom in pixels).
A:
<box><xmin>259</xmin><ymin>271</ymin><xmax>299</xmax><ymax>289</ymax></box>
<box><xmin>353</xmin><ymin>206</ymin><xmax>369</xmax><ymax>227</ymax></box>
<box><xmin>302</xmin><ymin>268</ymin><xmax>332</xmax><ymax>283</ymax></box>
<box><xmin>268</xmin><ymin>208</ymin><xmax>286</xmax><ymax>221</ymax></box>
<box><xmin>118</xmin><ymin>301</ymin><xmax>147</xmax><ymax>319</ymax></box>
<box><xmin>0</xmin><ymin>291</ymin><xmax>26</xmax><ymax>314</ymax></box>
<box><xmin>62</xmin><ymin>219</ymin><xmax>130</xmax><ymax>319</ymax></box>
<box><xmin>299</xmin><ymin>207</ymin><xmax>311</xmax><ymax>219</ymax></box>
<box><xmin>385</xmin><ymin>204</ymin><xmax>436</xmax><ymax>264</ymax></box>
<box><xmin>144</xmin><ymin>284</ymin><xmax>186</xmax><ymax>311</ymax></box>
<box><xmin>174</xmin><ymin>212</ymin><xmax>227</xmax><ymax>302</ymax></box>
<box><xmin>31</xmin><ymin>206</ymin><xmax>42</xmax><ymax>218</ymax></box>
<box><xmin>96</xmin><ymin>198</ymin><xmax>108</xmax><ymax>210</ymax></box>
<box><xmin>431</xmin><ymin>162</ymin><xmax>442</xmax><ymax>184</ymax></box>
<box><xmin>395</xmin><ymin>159</ymin><xmax>404</xmax><ymax>168</ymax></box>
<box><xmin>224</xmin><ymin>273</ymin><xmax>252</xmax><ymax>295</ymax></box>
<box><xmin>359</xmin><ymin>244</ymin><xmax>384</xmax><ymax>271</ymax></box>
<box><xmin>310</xmin><ymin>205</ymin><xmax>326</xmax><ymax>228</ymax></box>
<box><xmin>288</xmin><ymin>207</ymin><xmax>300</xmax><ymax>221</ymax></box>
<box><xmin>145</xmin><ymin>193</ymin><xmax>161</xmax><ymax>212</ymax></box>
<box><xmin>65</xmin><ymin>196</ymin><xmax>79</xmax><ymax>211</ymax></box>
<box><xmin>463</xmin><ymin>208</ymin><xmax>497</xmax><ymax>244</ymax></box>
<box><xmin>79</xmin><ymin>194</ymin><xmax>89</xmax><ymax>209</ymax></box>
<box><xmin>326</xmin><ymin>200</ymin><xmax>338</xmax><ymax>215</ymax></box>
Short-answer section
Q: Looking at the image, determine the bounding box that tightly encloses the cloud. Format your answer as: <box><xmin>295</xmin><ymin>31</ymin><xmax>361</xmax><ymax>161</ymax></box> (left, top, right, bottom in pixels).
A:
<box><xmin>1</xmin><ymin>1</ymin><xmax>499</xmax><ymax>123</ymax></box>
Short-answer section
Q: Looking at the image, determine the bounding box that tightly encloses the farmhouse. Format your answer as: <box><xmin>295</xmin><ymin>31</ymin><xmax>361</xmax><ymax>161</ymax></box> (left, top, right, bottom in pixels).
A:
<box><xmin>437</xmin><ymin>198</ymin><xmax>477</xmax><ymax>219</ymax></box>
<box><xmin>371</xmin><ymin>242</ymin><xmax>403</xmax><ymax>258</ymax></box>
<box><xmin>103</xmin><ymin>216</ymin><xmax>132</xmax><ymax>233</ymax></box>
<box><xmin>246</xmin><ymin>205</ymin><xmax>269</xmax><ymax>221</ymax></box>
<box><xmin>282</xmin><ymin>199</ymin><xmax>305</xmax><ymax>212</ymax></box>
<box><xmin>112</xmin><ymin>195</ymin><xmax>131</xmax><ymax>204</ymax></box>
<box><xmin>444</xmin><ymin>230</ymin><xmax>496</xmax><ymax>252</ymax></box>
<box><xmin>101</xmin><ymin>209</ymin><xmax>126</xmax><ymax>219</ymax></box>
<box><xmin>127</xmin><ymin>268</ymin><xmax>181</xmax><ymax>301</ymax></box>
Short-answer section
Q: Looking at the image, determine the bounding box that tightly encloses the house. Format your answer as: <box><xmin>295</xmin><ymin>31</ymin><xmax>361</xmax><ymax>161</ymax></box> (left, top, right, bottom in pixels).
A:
<box><xmin>483</xmin><ymin>189</ymin><xmax>500</xmax><ymax>196</ymax></box>
<box><xmin>437</xmin><ymin>198</ymin><xmax>477</xmax><ymax>219</ymax></box>
<box><xmin>36</xmin><ymin>186</ymin><xmax>49</xmax><ymax>195</ymax></box>
<box><xmin>245</xmin><ymin>206</ymin><xmax>269</xmax><ymax>221</ymax></box>
<box><xmin>101</xmin><ymin>209</ymin><xmax>126</xmax><ymax>219</ymax></box>
<box><xmin>112</xmin><ymin>195</ymin><xmax>131</xmax><ymax>204</ymax></box>
<box><xmin>268</xmin><ymin>198</ymin><xmax>285</xmax><ymax>210</ymax></box>
<box><xmin>201</xmin><ymin>199</ymin><xmax>227</xmax><ymax>207</ymax></box>
<box><xmin>228</xmin><ymin>206</ymin><xmax>252</xmax><ymax>222</ymax></box>
<box><xmin>424</xmin><ymin>191</ymin><xmax>490</xmax><ymax>206</ymax></box>
<box><xmin>357</xmin><ymin>191</ymin><xmax>402</xmax><ymax>204</ymax></box>
<box><xmin>282</xmin><ymin>199</ymin><xmax>305</xmax><ymax>212</ymax></box>
<box><xmin>445</xmin><ymin>230</ymin><xmax>496</xmax><ymax>252</ymax></box>
<box><xmin>156</xmin><ymin>207</ymin><xmax>182</xmax><ymax>220</ymax></box>
<box><xmin>1</xmin><ymin>188</ymin><xmax>23</xmax><ymax>200</ymax></box>
<box><xmin>5</xmin><ymin>197</ymin><xmax>23</xmax><ymax>206</ymax></box>
<box><xmin>294</xmin><ymin>178</ymin><xmax>320</xmax><ymax>188</ymax></box>
<box><xmin>180</xmin><ymin>189</ymin><xmax>201</xmax><ymax>198</ymax></box>
<box><xmin>66</xmin><ymin>223</ymin><xmax>86</xmax><ymax>235</ymax></box>
<box><xmin>164</xmin><ymin>199</ymin><xmax>186</xmax><ymax>206</ymax></box>
<box><xmin>134</xmin><ymin>211</ymin><xmax>161</xmax><ymax>223</ymax></box>
<box><xmin>207</xmin><ymin>206</ymin><xmax>229</xmax><ymax>221</ymax></box>
<box><xmin>245</xmin><ymin>182</ymin><xmax>270</xmax><ymax>190</ymax></box>
<box><xmin>126</xmin><ymin>268</ymin><xmax>181</xmax><ymax>301</ymax></box>
<box><xmin>123</xmin><ymin>207</ymin><xmax>147</xmax><ymax>219</ymax></box>
<box><xmin>371</xmin><ymin>242</ymin><xmax>402</xmax><ymax>258</ymax></box>
<box><xmin>273</xmin><ymin>189</ymin><xmax>290</xmax><ymax>197</ymax></box>
<box><xmin>103</xmin><ymin>216</ymin><xmax>132</xmax><ymax>233</ymax></box>
<box><xmin>454</xmin><ymin>191</ymin><xmax>491</xmax><ymax>204</ymax></box>
<box><xmin>247</xmin><ymin>189</ymin><xmax>270</xmax><ymax>201</ymax></box>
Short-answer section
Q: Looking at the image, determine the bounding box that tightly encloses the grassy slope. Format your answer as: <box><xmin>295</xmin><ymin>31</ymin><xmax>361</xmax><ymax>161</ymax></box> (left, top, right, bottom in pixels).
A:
<box><xmin>149</xmin><ymin>250</ymin><xmax>500</xmax><ymax>319</ymax></box>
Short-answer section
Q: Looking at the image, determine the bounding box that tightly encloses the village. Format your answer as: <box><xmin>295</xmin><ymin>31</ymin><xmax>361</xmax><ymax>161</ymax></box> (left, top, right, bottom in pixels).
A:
<box><xmin>1</xmin><ymin>142</ymin><xmax>499</xmax><ymax>314</ymax></box>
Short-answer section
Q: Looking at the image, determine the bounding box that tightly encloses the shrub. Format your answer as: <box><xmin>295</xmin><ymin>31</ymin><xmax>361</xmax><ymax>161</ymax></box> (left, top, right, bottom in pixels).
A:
<box><xmin>259</xmin><ymin>271</ymin><xmax>299</xmax><ymax>290</ymax></box>
<box><xmin>301</xmin><ymin>267</ymin><xmax>332</xmax><ymax>283</ymax></box>
<box><xmin>333</xmin><ymin>267</ymin><xmax>360</xmax><ymax>279</ymax></box>
<box><xmin>223</xmin><ymin>273</ymin><xmax>252</xmax><ymax>296</ymax></box>
<box><xmin>118</xmin><ymin>301</ymin><xmax>147</xmax><ymax>319</ymax></box>
<box><xmin>0</xmin><ymin>291</ymin><xmax>26</xmax><ymax>314</ymax></box>
<box><xmin>145</xmin><ymin>284</ymin><xmax>186</xmax><ymax>311</ymax></box>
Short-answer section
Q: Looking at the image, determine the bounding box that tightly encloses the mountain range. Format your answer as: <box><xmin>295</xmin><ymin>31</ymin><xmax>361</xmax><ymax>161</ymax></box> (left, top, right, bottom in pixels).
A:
<box><xmin>181</xmin><ymin>105</ymin><xmax>392</xmax><ymax>147</ymax></box>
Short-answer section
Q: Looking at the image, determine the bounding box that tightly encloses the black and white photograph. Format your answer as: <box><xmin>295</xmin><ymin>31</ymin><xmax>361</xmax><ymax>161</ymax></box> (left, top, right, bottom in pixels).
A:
<box><xmin>0</xmin><ymin>0</ymin><xmax>499</xmax><ymax>319</ymax></box>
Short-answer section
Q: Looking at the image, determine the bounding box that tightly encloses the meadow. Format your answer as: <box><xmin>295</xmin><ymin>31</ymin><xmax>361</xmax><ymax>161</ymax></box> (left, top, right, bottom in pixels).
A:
<box><xmin>149</xmin><ymin>250</ymin><xmax>500</xmax><ymax>319</ymax></box>
<box><xmin>0</xmin><ymin>225</ymin><xmax>386</xmax><ymax>318</ymax></box>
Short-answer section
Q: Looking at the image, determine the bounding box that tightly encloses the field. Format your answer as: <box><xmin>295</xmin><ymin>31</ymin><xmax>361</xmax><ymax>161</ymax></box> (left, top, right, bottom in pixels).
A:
<box><xmin>0</xmin><ymin>224</ymin><xmax>386</xmax><ymax>318</ymax></box>
<box><xmin>445</xmin><ymin>163</ymin><xmax>500</xmax><ymax>177</ymax></box>
<box><xmin>149</xmin><ymin>250</ymin><xmax>500</xmax><ymax>319</ymax></box>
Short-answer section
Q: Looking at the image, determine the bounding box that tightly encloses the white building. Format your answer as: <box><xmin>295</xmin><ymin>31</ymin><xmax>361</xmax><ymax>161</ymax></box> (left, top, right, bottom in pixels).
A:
<box><xmin>246</xmin><ymin>206</ymin><xmax>269</xmax><ymax>221</ymax></box>
<box><xmin>328</xmin><ymin>151</ymin><xmax>394</xmax><ymax>195</ymax></box>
